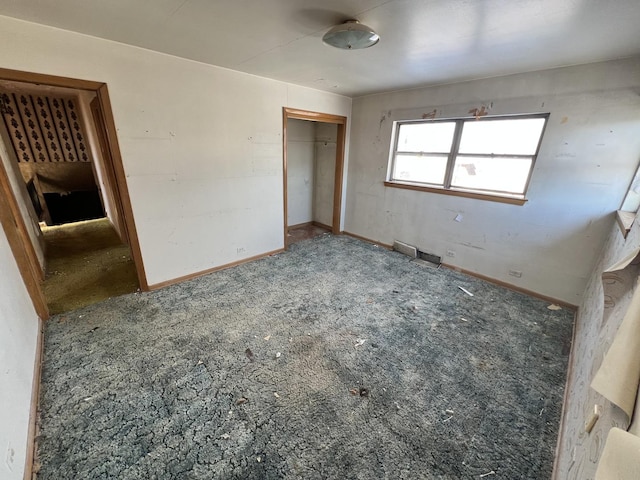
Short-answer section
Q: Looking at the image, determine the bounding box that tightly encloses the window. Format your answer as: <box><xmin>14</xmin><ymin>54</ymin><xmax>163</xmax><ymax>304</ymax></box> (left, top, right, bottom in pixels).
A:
<box><xmin>386</xmin><ymin>114</ymin><xmax>548</xmax><ymax>204</ymax></box>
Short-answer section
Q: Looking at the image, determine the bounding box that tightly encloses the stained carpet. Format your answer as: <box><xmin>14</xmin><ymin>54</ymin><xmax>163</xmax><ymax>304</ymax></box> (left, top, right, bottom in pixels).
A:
<box><xmin>37</xmin><ymin>235</ymin><xmax>574</xmax><ymax>479</ymax></box>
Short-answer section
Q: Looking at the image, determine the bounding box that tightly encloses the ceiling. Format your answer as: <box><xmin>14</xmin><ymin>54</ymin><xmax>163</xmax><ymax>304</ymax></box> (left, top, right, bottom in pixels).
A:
<box><xmin>0</xmin><ymin>0</ymin><xmax>639</xmax><ymax>97</ymax></box>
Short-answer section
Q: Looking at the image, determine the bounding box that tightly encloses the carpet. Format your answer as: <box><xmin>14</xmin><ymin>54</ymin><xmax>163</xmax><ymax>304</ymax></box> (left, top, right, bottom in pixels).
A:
<box><xmin>37</xmin><ymin>234</ymin><xmax>574</xmax><ymax>479</ymax></box>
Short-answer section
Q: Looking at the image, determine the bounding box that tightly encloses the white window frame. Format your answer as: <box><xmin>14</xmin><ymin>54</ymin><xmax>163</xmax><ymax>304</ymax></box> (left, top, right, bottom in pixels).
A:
<box><xmin>385</xmin><ymin>114</ymin><xmax>549</xmax><ymax>205</ymax></box>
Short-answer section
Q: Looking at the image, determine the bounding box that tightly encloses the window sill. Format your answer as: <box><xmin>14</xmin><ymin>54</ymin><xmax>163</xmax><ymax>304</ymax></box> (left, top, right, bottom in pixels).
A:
<box><xmin>383</xmin><ymin>181</ymin><xmax>527</xmax><ymax>206</ymax></box>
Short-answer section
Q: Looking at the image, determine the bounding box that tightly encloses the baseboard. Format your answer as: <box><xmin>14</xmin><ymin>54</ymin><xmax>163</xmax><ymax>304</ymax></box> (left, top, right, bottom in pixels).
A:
<box><xmin>441</xmin><ymin>263</ymin><xmax>578</xmax><ymax>310</ymax></box>
<box><xmin>287</xmin><ymin>221</ymin><xmax>314</xmax><ymax>231</ymax></box>
<box><xmin>342</xmin><ymin>231</ymin><xmax>393</xmax><ymax>250</ymax></box>
<box><xmin>551</xmin><ymin>308</ymin><xmax>579</xmax><ymax>480</ymax></box>
<box><xmin>148</xmin><ymin>248</ymin><xmax>285</xmax><ymax>291</ymax></box>
<box><xmin>311</xmin><ymin>221</ymin><xmax>332</xmax><ymax>231</ymax></box>
<box><xmin>288</xmin><ymin>221</ymin><xmax>333</xmax><ymax>232</ymax></box>
<box><xmin>341</xmin><ymin>232</ymin><xmax>577</xmax><ymax>309</ymax></box>
<box><xmin>24</xmin><ymin>317</ymin><xmax>44</xmax><ymax>480</ymax></box>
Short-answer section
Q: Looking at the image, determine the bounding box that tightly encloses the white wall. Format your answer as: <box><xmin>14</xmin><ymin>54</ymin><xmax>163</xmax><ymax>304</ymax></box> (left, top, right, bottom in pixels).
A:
<box><xmin>0</xmin><ymin>226</ymin><xmax>39</xmax><ymax>480</ymax></box>
<box><xmin>0</xmin><ymin>15</ymin><xmax>351</xmax><ymax>286</ymax></box>
<box><xmin>346</xmin><ymin>58</ymin><xmax>640</xmax><ymax>303</ymax></box>
<box><xmin>313</xmin><ymin>123</ymin><xmax>337</xmax><ymax>227</ymax></box>
<box><xmin>286</xmin><ymin>119</ymin><xmax>315</xmax><ymax>226</ymax></box>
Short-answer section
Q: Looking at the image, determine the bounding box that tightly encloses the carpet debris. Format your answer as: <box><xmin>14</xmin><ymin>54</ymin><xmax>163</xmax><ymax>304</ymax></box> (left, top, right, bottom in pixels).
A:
<box><xmin>458</xmin><ymin>286</ymin><xmax>474</xmax><ymax>296</ymax></box>
<box><xmin>264</xmin><ymin>335</ymin><xmax>271</xmax><ymax>341</ymax></box>
<box><xmin>220</xmin><ymin>434</ymin><xmax>230</xmax><ymax>440</ymax></box>
<box><xmin>236</xmin><ymin>397</ymin><xmax>248</xmax><ymax>405</ymax></box>
<box><xmin>275</xmin><ymin>352</ymin><xmax>282</xmax><ymax>359</ymax></box>
<box><xmin>359</xmin><ymin>388</ymin><xmax>369</xmax><ymax>397</ymax></box>
<box><xmin>479</xmin><ymin>471</ymin><xmax>496</xmax><ymax>478</ymax></box>
<box><xmin>245</xmin><ymin>348</ymin><xmax>255</xmax><ymax>362</ymax></box>
<box><xmin>354</xmin><ymin>339</ymin><xmax>366</xmax><ymax>347</ymax></box>
<box><xmin>349</xmin><ymin>388</ymin><xmax>359</xmax><ymax>396</ymax></box>
<box><xmin>274</xmin><ymin>392</ymin><xmax>280</xmax><ymax>398</ymax></box>
<box><xmin>547</xmin><ymin>304</ymin><xmax>562</xmax><ymax>311</ymax></box>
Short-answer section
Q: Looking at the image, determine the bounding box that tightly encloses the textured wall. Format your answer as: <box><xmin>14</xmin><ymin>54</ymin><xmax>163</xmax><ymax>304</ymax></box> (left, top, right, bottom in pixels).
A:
<box><xmin>555</xmin><ymin>215</ymin><xmax>640</xmax><ymax>479</ymax></box>
<box><xmin>346</xmin><ymin>58</ymin><xmax>640</xmax><ymax>304</ymax></box>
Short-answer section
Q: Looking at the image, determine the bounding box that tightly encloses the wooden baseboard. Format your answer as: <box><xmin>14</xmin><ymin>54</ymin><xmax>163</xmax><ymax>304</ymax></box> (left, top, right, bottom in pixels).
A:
<box><xmin>342</xmin><ymin>231</ymin><xmax>393</xmax><ymax>250</ymax></box>
<box><xmin>342</xmin><ymin>231</ymin><xmax>577</xmax><ymax>309</ymax></box>
<box><xmin>148</xmin><ymin>248</ymin><xmax>285</xmax><ymax>291</ymax></box>
<box><xmin>288</xmin><ymin>221</ymin><xmax>333</xmax><ymax>232</ymax></box>
<box><xmin>551</xmin><ymin>307</ymin><xmax>579</xmax><ymax>480</ymax></box>
<box><xmin>441</xmin><ymin>263</ymin><xmax>578</xmax><ymax>310</ymax></box>
<box><xmin>287</xmin><ymin>221</ymin><xmax>314</xmax><ymax>231</ymax></box>
<box><xmin>24</xmin><ymin>317</ymin><xmax>44</xmax><ymax>480</ymax></box>
<box><xmin>312</xmin><ymin>221</ymin><xmax>332</xmax><ymax>231</ymax></box>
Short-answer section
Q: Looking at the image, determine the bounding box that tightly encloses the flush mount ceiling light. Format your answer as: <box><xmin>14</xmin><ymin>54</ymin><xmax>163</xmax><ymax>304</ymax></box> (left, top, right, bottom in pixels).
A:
<box><xmin>322</xmin><ymin>20</ymin><xmax>380</xmax><ymax>50</ymax></box>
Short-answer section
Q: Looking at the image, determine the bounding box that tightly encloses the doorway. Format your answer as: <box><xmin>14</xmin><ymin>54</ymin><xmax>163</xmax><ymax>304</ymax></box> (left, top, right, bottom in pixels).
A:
<box><xmin>0</xmin><ymin>68</ymin><xmax>146</xmax><ymax>319</ymax></box>
<box><xmin>282</xmin><ymin>108</ymin><xmax>346</xmax><ymax>248</ymax></box>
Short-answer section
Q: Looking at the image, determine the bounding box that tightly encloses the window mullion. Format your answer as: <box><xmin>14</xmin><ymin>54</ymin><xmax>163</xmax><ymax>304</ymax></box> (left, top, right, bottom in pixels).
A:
<box><xmin>443</xmin><ymin>120</ymin><xmax>463</xmax><ymax>189</ymax></box>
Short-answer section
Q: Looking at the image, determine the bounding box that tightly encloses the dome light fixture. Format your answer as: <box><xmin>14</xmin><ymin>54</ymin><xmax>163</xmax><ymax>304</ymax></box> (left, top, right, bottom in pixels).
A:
<box><xmin>322</xmin><ymin>20</ymin><xmax>380</xmax><ymax>50</ymax></box>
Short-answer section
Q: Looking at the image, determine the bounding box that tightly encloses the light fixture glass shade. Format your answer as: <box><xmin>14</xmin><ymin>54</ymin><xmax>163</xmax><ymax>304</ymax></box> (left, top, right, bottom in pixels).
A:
<box><xmin>322</xmin><ymin>20</ymin><xmax>379</xmax><ymax>50</ymax></box>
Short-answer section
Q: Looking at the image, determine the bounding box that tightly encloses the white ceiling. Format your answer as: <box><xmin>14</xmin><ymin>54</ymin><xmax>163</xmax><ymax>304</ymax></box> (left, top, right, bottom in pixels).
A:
<box><xmin>1</xmin><ymin>0</ymin><xmax>639</xmax><ymax>97</ymax></box>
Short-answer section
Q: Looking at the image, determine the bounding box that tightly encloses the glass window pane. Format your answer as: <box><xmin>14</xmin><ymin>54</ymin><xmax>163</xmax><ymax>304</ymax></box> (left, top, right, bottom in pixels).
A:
<box><xmin>451</xmin><ymin>156</ymin><xmax>532</xmax><ymax>194</ymax></box>
<box><xmin>458</xmin><ymin>118</ymin><xmax>546</xmax><ymax>155</ymax></box>
<box><xmin>392</xmin><ymin>154</ymin><xmax>448</xmax><ymax>185</ymax></box>
<box><xmin>396</xmin><ymin>122</ymin><xmax>456</xmax><ymax>153</ymax></box>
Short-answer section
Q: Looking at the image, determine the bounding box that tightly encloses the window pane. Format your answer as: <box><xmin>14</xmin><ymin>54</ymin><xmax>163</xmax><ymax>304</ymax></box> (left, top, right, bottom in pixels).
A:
<box><xmin>458</xmin><ymin>118</ymin><xmax>546</xmax><ymax>155</ymax></box>
<box><xmin>392</xmin><ymin>154</ymin><xmax>448</xmax><ymax>185</ymax></box>
<box><xmin>396</xmin><ymin>122</ymin><xmax>456</xmax><ymax>153</ymax></box>
<box><xmin>451</xmin><ymin>156</ymin><xmax>532</xmax><ymax>194</ymax></box>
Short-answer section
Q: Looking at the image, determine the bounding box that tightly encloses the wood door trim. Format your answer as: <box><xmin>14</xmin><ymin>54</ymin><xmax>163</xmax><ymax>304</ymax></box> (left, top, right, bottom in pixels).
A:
<box><xmin>282</xmin><ymin>108</ymin><xmax>347</xmax><ymax>248</ymax></box>
<box><xmin>95</xmin><ymin>85</ymin><xmax>148</xmax><ymax>290</ymax></box>
<box><xmin>0</xmin><ymin>67</ymin><xmax>103</xmax><ymax>91</ymax></box>
<box><xmin>23</xmin><ymin>316</ymin><xmax>44</xmax><ymax>480</ymax></box>
<box><xmin>0</xmin><ymin>69</ymin><xmax>149</xmax><ymax>321</ymax></box>
<box><xmin>283</xmin><ymin>108</ymin><xmax>347</xmax><ymax>124</ymax></box>
<box><xmin>0</xmin><ymin>156</ymin><xmax>49</xmax><ymax>318</ymax></box>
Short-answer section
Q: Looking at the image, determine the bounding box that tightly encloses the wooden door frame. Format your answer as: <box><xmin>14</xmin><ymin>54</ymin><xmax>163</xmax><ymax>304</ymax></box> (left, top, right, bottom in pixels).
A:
<box><xmin>282</xmin><ymin>107</ymin><xmax>346</xmax><ymax>248</ymax></box>
<box><xmin>0</xmin><ymin>68</ymin><xmax>148</xmax><ymax>320</ymax></box>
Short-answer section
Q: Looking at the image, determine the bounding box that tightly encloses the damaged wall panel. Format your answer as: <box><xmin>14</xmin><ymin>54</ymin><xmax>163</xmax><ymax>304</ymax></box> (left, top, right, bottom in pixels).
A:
<box><xmin>555</xmin><ymin>214</ymin><xmax>640</xmax><ymax>479</ymax></box>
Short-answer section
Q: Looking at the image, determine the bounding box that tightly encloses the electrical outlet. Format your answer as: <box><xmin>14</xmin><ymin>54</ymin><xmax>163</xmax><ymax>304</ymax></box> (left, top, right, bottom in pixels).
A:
<box><xmin>446</xmin><ymin>250</ymin><xmax>455</xmax><ymax>258</ymax></box>
<box><xmin>509</xmin><ymin>269</ymin><xmax>523</xmax><ymax>278</ymax></box>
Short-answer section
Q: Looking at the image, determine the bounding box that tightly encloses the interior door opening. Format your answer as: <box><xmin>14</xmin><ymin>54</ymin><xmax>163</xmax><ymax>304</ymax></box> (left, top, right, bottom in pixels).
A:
<box><xmin>0</xmin><ymin>69</ymin><xmax>146</xmax><ymax>319</ymax></box>
<box><xmin>282</xmin><ymin>108</ymin><xmax>346</xmax><ymax>249</ymax></box>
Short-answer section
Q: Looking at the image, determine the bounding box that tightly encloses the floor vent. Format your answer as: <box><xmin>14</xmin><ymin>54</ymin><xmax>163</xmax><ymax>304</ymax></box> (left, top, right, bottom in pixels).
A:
<box><xmin>415</xmin><ymin>251</ymin><xmax>442</xmax><ymax>269</ymax></box>
<box><xmin>393</xmin><ymin>240</ymin><xmax>418</xmax><ymax>258</ymax></box>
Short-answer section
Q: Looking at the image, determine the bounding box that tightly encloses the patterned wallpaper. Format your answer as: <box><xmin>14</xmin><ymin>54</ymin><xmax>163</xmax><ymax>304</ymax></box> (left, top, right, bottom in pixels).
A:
<box><xmin>0</xmin><ymin>92</ymin><xmax>92</xmax><ymax>163</ymax></box>
<box><xmin>555</xmin><ymin>215</ymin><xmax>640</xmax><ymax>479</ymax></box>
